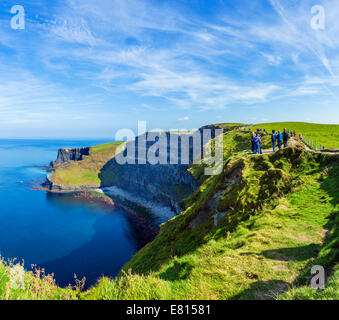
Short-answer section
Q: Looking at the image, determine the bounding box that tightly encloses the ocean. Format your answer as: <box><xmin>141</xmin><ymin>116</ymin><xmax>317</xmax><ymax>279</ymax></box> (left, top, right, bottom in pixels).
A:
<box><xmin>0</xmin><ymin>139</ymin><xmax>154</xmax><ymax>289</ymax></box>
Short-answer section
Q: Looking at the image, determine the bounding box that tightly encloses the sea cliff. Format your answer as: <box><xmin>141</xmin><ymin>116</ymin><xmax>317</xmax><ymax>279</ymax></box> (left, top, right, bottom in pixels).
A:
<box><xmin>50</xmin><ymin>147</ymin><xmax>90</xmax><ymax>168</ymax></box>
<box><xmin>44</xmin><ymin>130</ymin><xmax>219</xmax><ymax>213</ymax></box>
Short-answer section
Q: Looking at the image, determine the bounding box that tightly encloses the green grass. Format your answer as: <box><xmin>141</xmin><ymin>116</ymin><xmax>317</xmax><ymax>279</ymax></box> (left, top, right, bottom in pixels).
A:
<box><xmin>248</xmin><ymin>122</ymin><xmax>339</xmax><ymax>149</ymax></box>
<box><xmin>0</xmin><ymin>258</ymin><xmax>78</xmax><ymax>300</ymax></box>
<box><xmin>212</xmin><ymin>123</ymin><xmax>245</xmax><ymax>130</ymax></box>
<box><xmin>90</xmin><ymin>141</ymin><xmax>123</xmax><ymax>154</ymax></box>
<box><xmin>279</xmin><ymin>265</ymin><xmax>339</xmax><ymax>300</ymax></box>
<box><xmin>279</xmin><ymin>187</ymin><xmax>339</xmax><ymax>300</ymax></box>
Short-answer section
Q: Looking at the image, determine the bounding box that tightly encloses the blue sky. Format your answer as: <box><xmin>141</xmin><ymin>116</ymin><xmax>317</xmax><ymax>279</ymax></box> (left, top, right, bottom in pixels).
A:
<box><xmin>0</xmin><ymin>0</ymin><xmax>338</xmax><ymax>138</ymax></box>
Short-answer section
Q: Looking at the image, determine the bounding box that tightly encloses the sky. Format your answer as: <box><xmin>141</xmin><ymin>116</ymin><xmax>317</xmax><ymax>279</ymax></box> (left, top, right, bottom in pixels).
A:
<box><xmin>0</xmin><ymin>0</ymin><xmax>338</xmax><ymax>138</ymax></box>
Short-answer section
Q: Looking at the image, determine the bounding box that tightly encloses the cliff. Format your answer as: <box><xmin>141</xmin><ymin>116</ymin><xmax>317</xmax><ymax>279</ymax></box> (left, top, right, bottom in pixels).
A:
<box><xmin>50</xmin><ymin>147</ymin><xmax>90</xmax><ymax>168</ymax></box>
<box><xmin>99</xmin><ymin>161</ymin><xmax>199</xmax><ymax>214</ymax></box>
<box><xmin>98</xmin><ymin>131</ymin><xmax>207</xmax><ymax>213</ymax></box>
<box><xmin>45</xmin><ymin>127</ymin><xmax>226</xmax><ymax>213</ymax></box>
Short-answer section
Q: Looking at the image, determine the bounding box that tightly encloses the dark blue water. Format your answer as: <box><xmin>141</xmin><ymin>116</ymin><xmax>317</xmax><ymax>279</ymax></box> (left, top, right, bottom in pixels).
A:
<box><xmin>0</xmin><ymin>139</ymin><xmax>150</xmax><ymax>289</ymax></box>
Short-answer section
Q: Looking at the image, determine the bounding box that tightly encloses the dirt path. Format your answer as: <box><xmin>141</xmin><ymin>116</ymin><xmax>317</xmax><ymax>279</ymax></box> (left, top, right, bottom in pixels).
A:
<box><xmin>259</xmin><ymin>137</ymin><xmax>303</xmax><ymax>154</ymax></box>
<box><xmin>298</xmin><ymin>138</ymin><xmax>339</xmax><ymax>154</ymax></box>
<box><xmin>256</xmin><ymin>137</ymin><xmax>338</xmax><ymax>155</ymax></box>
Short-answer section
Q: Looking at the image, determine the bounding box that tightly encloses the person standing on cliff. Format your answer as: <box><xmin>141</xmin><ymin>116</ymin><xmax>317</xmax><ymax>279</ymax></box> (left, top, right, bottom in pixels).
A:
<box><xmin>251</xmin><ymin>132</ymin><xmax>256</xmax><ymax>153</ymax></box>
<box><xmin>252</xmin><ymin>133</ymin><xmax>258</xmax><ymax>154</ymax></box>
<box><xmin>271</xmin><ymin>130</ymin><xmax>277</xmax><ymax>152</ymax></box>
<box><xmin>282</xmin><ymin>128</ymin><xmax>289</xmax><ymax>148</ymax></box>
<box><xmin>258</xmin><ymin>133</ymin><xmax>263</xmax><ymax>154</ymax></box>
<box><xmin>276</xmin><ymin>131</ymin><xmax>283</xmax><ymax>150</ymax></box>
<box><xmin>253</xmin><ymin>133</ymin><xmax>262</xmax><ymax>154</ymax></box>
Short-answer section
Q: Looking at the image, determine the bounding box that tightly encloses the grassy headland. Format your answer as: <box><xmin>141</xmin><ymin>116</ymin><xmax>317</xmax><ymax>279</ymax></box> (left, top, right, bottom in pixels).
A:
<box><xmin>50</xmin><ymin>141</ymin><xmax>123</xmax><ymax>188</ymax></box>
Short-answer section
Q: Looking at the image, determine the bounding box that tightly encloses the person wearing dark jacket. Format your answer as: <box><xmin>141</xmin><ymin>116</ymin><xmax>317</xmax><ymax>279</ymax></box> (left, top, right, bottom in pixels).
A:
<box><xmin>282</xmin><ymin>128</ymin><xmax>289</xmax><ymax>148</ymax></box>
<box><xmin>253</xmin><ymin>133</ymin><xmax>262</xmax><ymax>154</ymax></box>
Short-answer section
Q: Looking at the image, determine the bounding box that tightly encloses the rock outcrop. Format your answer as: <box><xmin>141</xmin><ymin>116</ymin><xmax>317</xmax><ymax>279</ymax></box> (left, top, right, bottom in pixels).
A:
<box><xmin>50</xmin><ymin>147</ymin><xmax>90</xmax><ymax>168</ymax></box>
<box><xmin>43</xmin><ymin>173</ymin><xmax>98</xmax><ymax>192</ymax></box>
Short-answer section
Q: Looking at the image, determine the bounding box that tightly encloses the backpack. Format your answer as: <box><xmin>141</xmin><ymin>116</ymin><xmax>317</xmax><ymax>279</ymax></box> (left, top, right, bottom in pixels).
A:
<box><xmin>271</xmin><ymin>133</ymin><xmax>276</xmax><ymax>142</ymax></box>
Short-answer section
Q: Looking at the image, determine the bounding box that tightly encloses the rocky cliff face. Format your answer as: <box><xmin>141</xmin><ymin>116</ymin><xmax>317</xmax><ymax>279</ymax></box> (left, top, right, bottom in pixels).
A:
<box><xmin>47</xmin><ymin>127</ymin><xmax>224</xmax><ymax>214</ymax></box>
<box><xmin>100</xmin><ymin>161</ymin><xmax>199</xmax><ymax>214</ymax></box>
<box><xmin>44</xmin><ymin>173</ymin><xmax>97</xmax><ymax>192</ymax></box>
<box><xmin>98</xmin><ymin>129</ymin><xmax>225</xmax><ymax>213</ymax></box>
<box><xmin>50</xmin><ymin>147</ymin><xmax>90</xmax><ymax>168</ymax></box>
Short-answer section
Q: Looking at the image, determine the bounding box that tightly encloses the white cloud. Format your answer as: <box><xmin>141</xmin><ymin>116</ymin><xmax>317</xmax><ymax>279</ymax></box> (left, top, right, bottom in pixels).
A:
<box><xmin>261</xmin><ymin>53</ymin><xmax>283</xmax><ymax>66</ymax></box>
<box><xmin>49</xmin><ymin>19</ymin><xmax>97</xmax><ymax>45</ymax></box>
<box><xmin>178</xmin><ymin>116</ymin><xmax>189</xmax><ymax>121</ymax></box>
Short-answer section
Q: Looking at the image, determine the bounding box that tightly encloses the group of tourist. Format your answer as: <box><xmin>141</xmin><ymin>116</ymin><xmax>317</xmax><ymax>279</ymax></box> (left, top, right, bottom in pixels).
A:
<box><xmin>250</xmin><ymin>128</ymin><xmax>303</xmax><ymax>154</ymax></box>
<box><xmin>250</xmin><ymin>131</ymin><xmax>263</xmax><ymax>154</ymax></box>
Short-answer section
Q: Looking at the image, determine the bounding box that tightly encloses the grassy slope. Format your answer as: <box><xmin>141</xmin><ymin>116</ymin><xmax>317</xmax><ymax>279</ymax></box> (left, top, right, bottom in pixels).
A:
<box><xmin>85</xmin><ymin>177</ymin><xmax>338</xmax><ymax>299</ymax></box>
<box><xmin>0</xmin><ymin>258</ymin><xmax>77</xmax><ymax>300</ymax></box>
<box><xmin>249</xmin><ymin>122</ymin><xmax>339</xmax><ymax>149</ymax></box>
<box><xmin>84</xmin><ymin>130</ymin><xmax>339</xmax><ymax>300</ymax></box>
<box><xmin>51</xmin><ymin>142</ymin><xmax>123</xmax><ymax>188</ymax></box>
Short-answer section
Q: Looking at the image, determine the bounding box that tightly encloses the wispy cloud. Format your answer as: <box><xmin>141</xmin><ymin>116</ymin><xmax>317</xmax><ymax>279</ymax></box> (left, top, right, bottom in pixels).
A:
<box><xmin>36</xmin><ymin>0</ymin><xmax>339</xmax><ymax>109</ymax></box>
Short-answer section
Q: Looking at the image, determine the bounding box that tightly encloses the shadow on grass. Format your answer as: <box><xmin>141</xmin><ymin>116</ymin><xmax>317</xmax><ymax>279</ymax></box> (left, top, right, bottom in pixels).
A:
<box><xmin>158</xmin><ymin>261</ymin><xmax>193</xmax><ymax>281</ymax></box>
<box><xmin>230</xmin><ymin>279</ymin><xmax>290</xmax><ymax>300</ymax></box>
<box><xmin>288</xmin><ymin>157</ymin><xmax>339</xmax><ymax>287</ymax></box>
<box><xmin>319</xmin><ymin>157</ymin><xmax>339</xmax><ymax>209</ymax></box>
<box><xmin>260</xmin><ymin>244</ymin><xmax>321</xmax><ymax>262</ymax></box>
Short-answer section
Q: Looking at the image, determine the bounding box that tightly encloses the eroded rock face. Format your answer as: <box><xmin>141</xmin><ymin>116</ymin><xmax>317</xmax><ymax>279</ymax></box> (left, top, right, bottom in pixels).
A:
<box><xmin>188</xmin><ymin>160</ymin><xmax>245</xmax><ymax>230</ymax></box>
<box><xmin>50</xmin><ymin>147</ymin><xmax>90</xmax><ymax>168</ymax></box>
<box><xmin>99</xmin><ymin>132</ymin><xmax>204</xmax><ymax>214</ymax></box>
<box><xmin>100</xmin><ymin>162</ymin><xmax>199</xmax><ymax>214</ymax></box>
<box><xmin>47</xmin><ymin>127</ymin><xmax>224</xmax><ymax>214</ymax></box>
<box><xmin>98</xmin><ymin>128</ymin><xmax>226</xmax><ymax>213</ymax></box>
